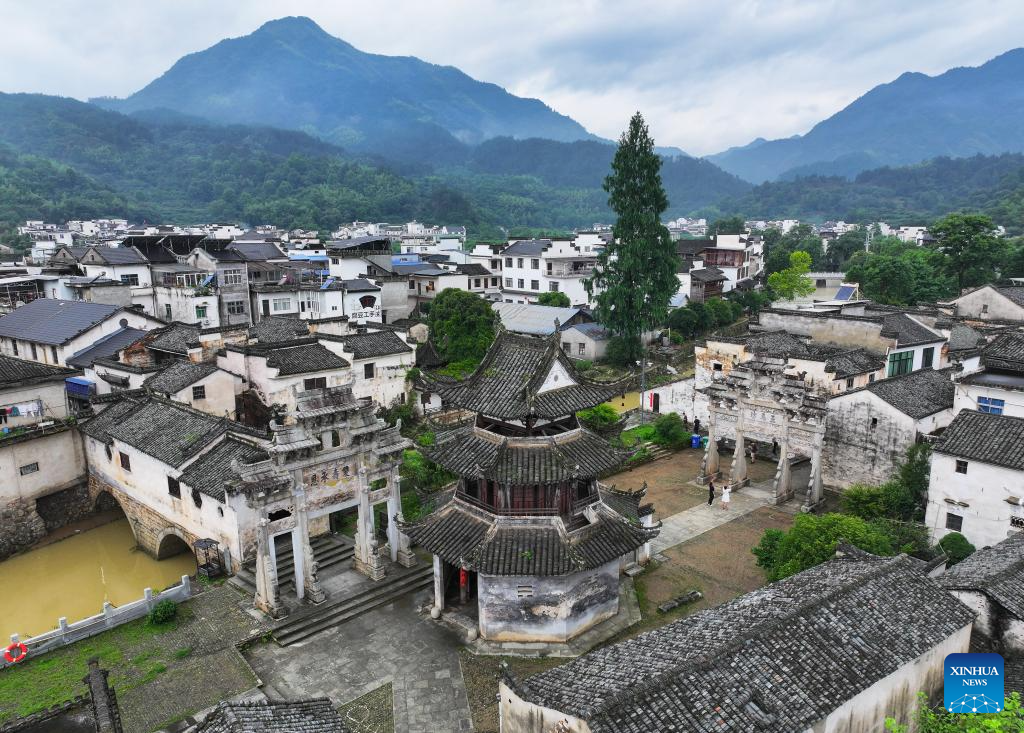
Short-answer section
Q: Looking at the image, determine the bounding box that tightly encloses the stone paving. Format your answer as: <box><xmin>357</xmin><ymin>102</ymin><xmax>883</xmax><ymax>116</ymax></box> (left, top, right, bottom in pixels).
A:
<box><xmin>650</xmin><ymin>482</ymin><xmax>783</xmax><ymax>554</ymax></box>
<box><xmin>244</xmin><ymin>586</ymin><xmax>473</xmax><ymax>733</ymax></box>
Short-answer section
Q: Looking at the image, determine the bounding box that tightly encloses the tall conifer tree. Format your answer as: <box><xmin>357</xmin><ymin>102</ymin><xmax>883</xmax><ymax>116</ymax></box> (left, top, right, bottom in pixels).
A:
<box><xmin>586</xmin><ymin>112</ymin><xmax>679</xmax><ymax>363</ymax></box>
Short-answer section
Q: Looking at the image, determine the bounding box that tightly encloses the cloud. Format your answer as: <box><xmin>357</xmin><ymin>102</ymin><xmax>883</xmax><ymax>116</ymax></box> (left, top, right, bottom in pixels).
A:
<box><xmin>1</xmin><ymin>0</ymin><xmax>1022</xmax><ymax>155</ymax></box>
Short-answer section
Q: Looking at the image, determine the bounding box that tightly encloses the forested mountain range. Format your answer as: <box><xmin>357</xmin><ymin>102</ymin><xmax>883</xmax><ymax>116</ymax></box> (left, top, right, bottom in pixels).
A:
<box><xmin>708</xmin><ymin>48</ymin><xmax>1024</xmax><ymax>183</ymax></box>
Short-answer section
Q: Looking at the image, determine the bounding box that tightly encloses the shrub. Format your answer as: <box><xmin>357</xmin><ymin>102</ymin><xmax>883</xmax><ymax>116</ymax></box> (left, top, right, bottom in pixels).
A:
<box><xmin>148</xmin><ymin>600</ymin><xmax>178</xmax><ymax>626</ymax></box>
<box><xmin>577</xmin><ymin>404</ymin><xmax>619</xmax><ymax>432</ymax></box>
<box><xmin>652</xmin><ymin>412</ymin><xmax>689</xmax><ymax>449</ymax></box>
<box><xmin>416</xmin><ymin>431</ymin><xmax>436</xmax><ymax>447</ymax></box>
<box><xmin>575</xmin><ymin>359</ymin><xmax>593</xmax><ymax>372</ymax></box>
<box><xmin>405</xmin><ymin>366</ymin><xmax>421</xmax><ymax>382</ymax></box>
<box><xmin>938</xmin><ymin>532</ymin><xmax>976</xmax><ymax>566</ymax></box>
<box><xmin>841</xmin><ymin>480</ymin><xmax>916</xmax><ymax>522</ymax></box>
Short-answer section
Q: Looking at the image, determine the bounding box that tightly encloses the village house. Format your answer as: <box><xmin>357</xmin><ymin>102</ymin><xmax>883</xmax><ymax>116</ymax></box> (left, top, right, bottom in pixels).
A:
<box><xmin>492</xmin><ymin>302</ymin><xmax>594</xmax><ymax>336</ymax></box>
<box><xmin>404</xmin><ymin>331</ymin><xmax>658</xmax><ymax>643</ymax></box>
<box><xmin>944</xmin><ymin>285</ymin><xmax>1024</xmax><ymax>322</ymax></box>
<box><xmin>0</xmin><ymin>299</ymin><xmax>162</xmax><ymax>367</ymax></box>
<box><xmin>499</xmin><ymin>238</ymin><xmax>598</xmax><ymax>306</ymax></box>
<box><xmin>824</xmin><ymin>367</ymin><xmax>956</xmax><ymax>489</ymax></box>
<box><xmin>143</xmin><ymin>360</ymin><xmax>241</xmax><ymax>418</ymax></box>
<box><xmin>327</xmin><ymin>328</ymin><xmax>415</xmax><ymax>408</ymax></box>
<box><xmin>186</xmin><ymin>246</ymin><xmax>253</xmax><ymax>327</ymax></box>
<box><xmin>499</xmin><ymin>550</ymin><xmax>974</xmax><ymax>733</ymax></box>
<box><xmin>925</xmin><ymin>410</ymin><xmax>1024</xmax><ymax>549</ymax></box>
<box><xmin>79</xmin><ymin>245</ymin><xmax>153</xmax><ymax>287</ymax></box>
<box><xmin>250</xmin><ymin>279</ymin><xmax>382</xmax><ymax>324</ymax></box>
<box><xmin>953</xmin><ymin>331</ymin><xmax>1024</xmax><ymax>417</ymax></box>
<box><xmin>941</xmin><ymin>533</ymin><xmax>1024</xmax><ymax>654</ymax></box>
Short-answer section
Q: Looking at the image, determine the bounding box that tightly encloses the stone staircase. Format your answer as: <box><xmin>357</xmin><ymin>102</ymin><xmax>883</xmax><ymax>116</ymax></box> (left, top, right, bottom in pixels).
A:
<box><xmin>228</xmin><ymin>534</ymin><xmax>354</xmax><ymax>596</ymax></box>
<box><xmin>271</xmin><ymin>562</ymin><xmax>433</xmax><ymax>646</ymax></box>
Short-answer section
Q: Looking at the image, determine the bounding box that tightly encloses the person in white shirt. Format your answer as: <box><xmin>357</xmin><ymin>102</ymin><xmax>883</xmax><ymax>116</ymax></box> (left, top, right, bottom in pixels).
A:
<box><xmin>720</xmin><ymin>485</ymin><xmax>731</xmax><ymax>511</ymax></box>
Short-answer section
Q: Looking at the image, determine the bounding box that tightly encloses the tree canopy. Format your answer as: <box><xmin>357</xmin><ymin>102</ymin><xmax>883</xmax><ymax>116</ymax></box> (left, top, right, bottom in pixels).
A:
<box><xmin>929</xmin><ymin>212</ymin><xmax>1006</xmax><ymax>293</ymax></box>
<box><xmin>767</xmin><ymin>250</ymin><xmax>816</xmax><ymax>300</ymax></box>
<box><xmin>585</xmin><ymin>112</ymin><xmax>679</xmax><ymax>364</ymax></box>
<box><xmin>536</xmin><ymin>290</ymin><xmax>571</xmax><ymax>308</ymax></box>
<box><xmin>887</xmin><ymin>692</ymin><xmax>1023</xmax><ymax>732</ymax></box>
<box><xmin>426</xmin><ymin>288</ymin><xmax>497</xmax><ymax>367</ymax></box>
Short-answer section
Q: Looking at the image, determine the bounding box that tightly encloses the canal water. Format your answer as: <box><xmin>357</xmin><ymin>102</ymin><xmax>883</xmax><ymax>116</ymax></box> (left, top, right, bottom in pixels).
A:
<box><xmin>0</xmin><ymin>518</ymin><xmax>196</xmax><ymax>639</ymax></box>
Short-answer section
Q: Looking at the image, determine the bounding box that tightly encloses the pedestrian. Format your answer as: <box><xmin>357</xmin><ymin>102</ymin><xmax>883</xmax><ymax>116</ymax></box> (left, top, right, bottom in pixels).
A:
<box><xmin>693</xmin><ymin>418</ymin><xmax>701</xmax><ymax>436</ymax></box>
<box><xmin>772</xmin><ymin>439</ymin><xmax>779</xmax><ymax>457</ymax></box>
<box><xmin>721</xmin><ymin>484</ymin><xmax>731</xmax><ymax>510</ymax></box>
<box><xmin>749</xmin><ymin>443</ymin><xmax>757</xmax><ymax>464</ymax></box>
<box><xmin>683</xmin><ymin>414</ymin><xmax>690</xmax><ymax>431</ymax></box>
<box><xmin>707</xmin><ymin>480</ymin><xmax>715</xmax><ymax>506</ymax></box>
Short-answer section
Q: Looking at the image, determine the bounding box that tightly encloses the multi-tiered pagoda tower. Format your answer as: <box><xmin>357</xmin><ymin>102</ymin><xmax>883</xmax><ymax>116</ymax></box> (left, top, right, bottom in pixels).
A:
<box><xmin>403</xmin><ymin>330</ymin><xmax>659</xmax><ymax>643</ymax></box>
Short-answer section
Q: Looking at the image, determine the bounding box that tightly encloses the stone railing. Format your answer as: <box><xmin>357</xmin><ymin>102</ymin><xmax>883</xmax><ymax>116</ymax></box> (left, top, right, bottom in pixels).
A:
<box><xmin>1</xmin><ymin>575</ymin><xmax>192</xmax><ymax>669</ymax></box>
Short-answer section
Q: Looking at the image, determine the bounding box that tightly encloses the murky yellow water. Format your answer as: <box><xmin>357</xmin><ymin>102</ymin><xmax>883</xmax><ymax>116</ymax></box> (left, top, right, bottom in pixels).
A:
<box><xmin>605</xmin><ymin>391</ymin><xmax>641</xmax><ymax>414</ymax></box>
<box><xmin>0</xmin><ymin>519</ymin><xmax>196</xmax><ymax>639</ymax></box>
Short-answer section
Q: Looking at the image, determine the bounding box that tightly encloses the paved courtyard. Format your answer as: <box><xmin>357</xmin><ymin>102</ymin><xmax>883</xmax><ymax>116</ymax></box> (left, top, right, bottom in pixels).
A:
<box><xmin>244</xmin><ymin>587</ymin><xmax>473</xmax><ymax>733</ymax></box>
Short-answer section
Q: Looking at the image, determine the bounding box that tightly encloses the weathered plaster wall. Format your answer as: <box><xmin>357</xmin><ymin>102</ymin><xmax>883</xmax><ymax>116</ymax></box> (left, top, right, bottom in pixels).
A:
<box><xmin>168</xmin><ymin>369</ymin><xmax>240</xmax><ymax>419</ymax></box>
<box><xmin>821</xmin><ymin>623</ymin><xmax>970</xmax><ymax>733</ymax></box>
<box><xmin>953</xmin><ymin>288</ymin><xmax>1024</xmax><ymax>322</ymax></box>
<box><xmin>823</xmin><ymin>393</ymin><xmax>917</xmax><ymax>490</ymax></box>
<box><xmin>498</xmin><ymin>682</ymin><xmax>592</xmax><ymax>733</ymax></box>
<box><xmin>925</xmin><ymin>453</ymin><xmax>1022</xmax><ymax>548</ymax></box>
<box><xmin>757</xmin><ymin>311</ymin><xmax>892</xmax><ymax>353</ymax></box>
<box><xmin>949</xmin><ymin>590</ymin><xmax>993</xmax><ymax>637</ymax></box>
<box><xmin>477</xmin><ymin>561</ymin><xmax>619</xmax><ymax>642</ymax></box>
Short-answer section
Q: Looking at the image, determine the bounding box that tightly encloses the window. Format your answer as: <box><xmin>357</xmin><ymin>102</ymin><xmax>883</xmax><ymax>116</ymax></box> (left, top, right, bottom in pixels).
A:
<box><xmin>195</xmin><ymin>305</ymin><xmax>208</xmax><ymax>319</ymax></box>
<box><xmin>474</xmin><ymin>278</ymin><xmax>481</xmax><ymax>288</ymax></box>
<box><xmin>19</xmin><ymin>462</ymin><xmax>39</xmax><ymax>476</ymax></box>
<box><xmin>120</xmin><ymin>274</ymin><xmax>140</xmax><ymax>286</ymax></box>
<box><xmin>192</xmin><ymin>385</ymin><xmax>206</xmax><ymax>400</ymax></box>
<box><xmin>1012</xmin><ymin>516</ymin><xmax>1024</xmax><ymax>529</ymax></box>
<box><xmin>30</xmin><ymin>343</ymin><xmax>37</xmax><ymax>360</ymax></box>
<box><xmin>562</xmin><ymin>342</ymin><xmax>570</xmax><ymax>352</ymax></box>
<box><xmin>331</xmin><ymin>430</ymin><xmax>340</xmax><ymax>447</ymax></box>
<box><xmin>955</xmin><ymin>459</ymin><xmax>968</xmax><ymax>474</ymax></box>
<box><xmin>272</xmin><ymin>298</ymin><xmax>292</xmax><ymax>312</ymax></box>
<box><xmin>168</xmin><ymin>476</ymin><xmax>181</xmax><ymax>498</ymax></box>
<box><xmin>978</xmin><ymin>397</ymin><xmax>1005</xmax><ymax>415</ymax></box>
<box><xmin>505</xmin><ymin>257</ymin><xmax>512</xmax><ymax>267</ymax></box>
<box><xmin>578</xmin><ymin>343</ymin><xmax>586</xmax><ymax>355</ymax></box>
<box><xmin>713</xmin><ymin>363</ymin><xmax>723</xmax><ymax>372</ymax></box>
<box><xmin>815</xmin><ymin>279</ymin><xmax>827</xmax><ymax>288</ymax></box>
<box><xmin>868</xmin><ymin>374</ymin><xmax>876</xmax><ymax>383</ymax></box>
<box><xmin>164</xmin><ymin>304</ymin><xmax>172</xmax><ymax>319</ymax></box>
<box><xmin>845</xmin><ymin>377</ymin><xmax>854</xmax><ymax>389</ymax></box>
<box><xmin>531</xmin><ymin>258</ymin><xmax>540</xmax><ymax>269</ymax></box>
<box><xmin>922</xmin><ymin>346</ymin><xmax>934</xmax><ymax>369</ymax></box>
<box><xmin>517</xmin><ymin>279</ymin><xmax>524</xmax><ymax>289</ymax></box>
<box><xmin>517</xmin><ymin>258</ymin><xmax>524</xmax><ymax>268</ymax></box>
<box><xmin>945</xmin><ymin>513</ymin><xmax>963</xmax><ymax>532</ymax></box>
<box><xmin>51</xmin><ymin>346</ymin><xmax>58</xmax><ymax>363</ymax></box>
<box><xmin>364</xmin><ymin>363</ymin><xmax>375</xmax><ymax>379</ymax></box>
<box><xmin>105</xmin><ymin>444</ymin><xmax>112</xmax><ymax>461</ymax></box>
<box><xmin>547</xmin><ymin>261</ymin><xmax>553</xmax><ymax>273</ymax></box>
<box><xmin>887</xmin><ymin>350</ymin><xmax>914</xmax><ymax>377</ymax></box>
<box><xmin>222</xmin><ymin>269</ymin><xmax>244</xmax><ymax>286</ymax></box>
<box><xmin>304</xmin><ymin>377</ymin><xmax>327</xmax><ymax>391</ymax></box>
<box><xmin>226</xmin><ymin>300</ymin><xmax>245</xmax><ymax>315</ymax></box>
<box><xmin>491</xmin><ymin>259</ymin><xmax>499</xmax><ymax>269</ymax></box>
<box><xmin>870</xmin><ymin>417</ymin><xmax>878</xmax><ymax>429</ymax></box>
<box><xmin>982</xmin><ymin>304</ymin><xmax>989</xmax><ymax>314</ymax></box>
<box><xmin>491</xmin><ymin>277</ymin><xmax>499</xmax><ymax>287</ymax></box>
<box><xmin>119</xmin><ymin>452</ymin><xmax>131</xmax><ymax>471</ymax></box>
<box><xmin>549</xmin><ymin>282</ymin><xmax>559</xmax><ymax>292</ymax></box>
<box><xmin>516</xmin><ymin>585</ymin><xmax>534</xmax><ymax>598</ymax></box>
<box><xmin>191</xmin><ymin>488</ymin><xmax>203</xmax><ymax>508</ymax></box>
<box><xmin>504</xmin><ymin>278</ymin><xmax>513</xmax><ymax>287</ymax></box>
<box><xmin>529</xmin><ymin>280</ymin><xmax>539</xmax><ymax>290</ymax></box>
<box><xmin>11</xmin><ymin>341</ymin><xmax>16</xmax><ymax>356</ymax></box>
<box><xmin>409</xmin><ymin>280</ymin><xmax>416</xmax><ymax>290</ymax></box>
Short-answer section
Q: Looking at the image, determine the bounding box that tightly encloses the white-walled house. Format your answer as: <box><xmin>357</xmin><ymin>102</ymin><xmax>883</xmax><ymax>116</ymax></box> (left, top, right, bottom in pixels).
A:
<box><xmin>79</xmin><ymin>246</ymin><xmax>153</xmax><ymax>287</ymax></box>
<box><xmin>944</xmin><ymin>285</ymin><xmax>1024</xmax><ymax>323</ymax></box>
<box><xmin>499</xmin><ymin>551</ymin><xmax>973</xmax><ymax>733</ymax></box>
<box><xmin>925</xmin><ymin>410</ymin><xmax>1024</xmax><ymax>549</ymax></box>
<box><xmin>329</xmin><ymin>329</ymin><xmax>414</xmax><ymax>408</ymax></box>
<box><xmin>953</xmin><ymin>332</ymin><xmax>1024</xmax><ymax>418</ymax></box>
<box><xmin>0</xmin><ymin>299</ymin><xmax>163</xmax><ymax>367</ymax></box>
<box><xmin>500</xmin><ymin>239</ymin><xmax>598</xmax><ymax>306</ymax></box>
<box><xmin>250</xmin><ymin>279</ymin><xmax>382</xmax><ymax>324</ymax></box>
<box><xmin>143</xmin><ymin>361</ymin><xmax>242</xmax><ymax>419</ymax></box>
<box><xmin>0</xmin><ymin>355</ymin><xmax>78</xmax><ymax>427</ymax></box>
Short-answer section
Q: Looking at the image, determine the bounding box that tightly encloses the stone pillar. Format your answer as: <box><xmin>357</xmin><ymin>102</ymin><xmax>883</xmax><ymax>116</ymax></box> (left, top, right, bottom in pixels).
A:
<box><xmin>386</xmin><ymin>485</ymin><xmax>401</xmax><ymax>563</ymax></box>
<box><xmin>773</xmin><ymin>444</ymin><xmax>791</xmax><ymax>504</ymax></box>
<box><xmin>700</xmin><ymin>410</ymin><xmax>720</xmax><ymax>483</ymax></box>
<box><xmin>637</xmin><ymin>512</ymin><xmax>654</xmax><ymax>565</ymax></box>
<box><xmin>354</xmin><ymin>476</ymin><xmax>386</xmax><ymax>580</ymax></box>
<box><xmin>254</xmin><ymin>519</ymin><xmax>285</xmax><ymax>618</ymax></box>
<box><xmin>296</xmin><ymin>496</ymin><xmax>326</xmax><ymax>604</ymax></box>
<box><xmin>430</xmin><ymin>555</ymin><xmax>444</xmax><ymax>618</ymax></box>
<box><xmin>731</xmin><ymin>432</ymin><xmax>748</xmax><ymax>488</ymax></box>
<box><xmin>805</xmin><ymin>442</ymin><xmax>824</xmax><ymax>511</ymax></box>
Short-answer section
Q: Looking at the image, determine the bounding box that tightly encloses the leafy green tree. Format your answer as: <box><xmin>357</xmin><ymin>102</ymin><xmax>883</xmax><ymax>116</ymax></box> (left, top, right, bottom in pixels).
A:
<box><xmin>752</xmin><ymin>513</ymin><xmax>895</xmax><ymax>581</ymax></box>
<box><xmin>766</xmin><ymin>224</ymin><xmax>826</xmax><ymax>274</ymax></box>
<box><xmin>820</xmin><ymin>228</ymin><xmax>869</xmax><ymax>270</ymax></box>
<box><xmin>844</xmin><ymin>245</ymin><xmax>955</xmax><ymax>305</ymax></box>
<box><xmin>939</xmin><ymin>532</ymin><xmax>976</xmax><ymax>566</ymax></box>
<box><xmin>652</xmin><ymin>412</ymin><xmax>689</xmax><ymax>448</ymax></box>
<box><xmin>576</xmin><ymin>404</ymin><xmax>620</xmax><ymax>432</ymax></box>
<box><xmin>426</xmin><ymin>288</ymin><xmax>497</xmax><ymax>365</ymax></box>
<box><xmin>767</xmin><ymin>251</ymin><xmax>816</xmax><ymax>300</ymax></box>
<box><xmin>886</xmin><ymin>692</ymin><xmax>1023</xmax><ymax>732</ymax></box>
<box><xmin>585</xmin><ymin>112</ymin><xmax>679</xmax><ymax>364</ymax></box>
<box><xmin>930</xmin><ymin>213</ymin><xmax>1006</xmax><ymax>293</ymax></box>
<box><xmin>706</xmin><ymin>216</ymin><xmax>746</xmax><ymax>236</ymax></box>
<box><xmin>897</xmin><ymin>443</ymin><xmax>932</xmax><ymax>518</ymax></box>
<box><xmin>536</xmin><ymin>291</ymin><xmax>571</xmax><ymax>308</ymax></box>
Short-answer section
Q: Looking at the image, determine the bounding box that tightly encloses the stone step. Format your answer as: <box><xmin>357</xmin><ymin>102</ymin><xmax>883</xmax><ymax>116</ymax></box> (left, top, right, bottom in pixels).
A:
<box><xmin>272</xmin><ymin>564</ymin><xmax>433</xmax><ymax>646</ymax></box>
<box><xmin>229</xmin><ymin>537</ymin><xmax>354</xmax><ymax>595</ymax></box>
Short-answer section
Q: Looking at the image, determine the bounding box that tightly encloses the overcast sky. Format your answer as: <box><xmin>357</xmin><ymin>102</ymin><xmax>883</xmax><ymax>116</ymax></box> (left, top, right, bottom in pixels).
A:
<box><xmin>2</xmin><ymin>0</ymin><xmax>1022</xmax><ymax>156</ymax></box>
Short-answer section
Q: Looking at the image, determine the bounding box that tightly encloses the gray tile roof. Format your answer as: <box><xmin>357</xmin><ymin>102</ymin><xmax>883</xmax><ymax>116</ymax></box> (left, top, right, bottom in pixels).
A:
<box><xmin>981</xmin><ymin>332</ymin><xmax>1024</xmax><ymax>373</ymax></box>
<box><xmin>690</xmin><ymin>267</ymin><xmax>727</xmax><ymax>283</ymax></box>
<box><xmin>400</xmin><ymin>498</ymin><xmax>657</xmax><ymax>577</ymax></box>
<box><xmin>492</xmin><ymin>302</ymin><xmax>590</xmax><ymax>336</ymax></box>
<box><xmin>423</xmin><ymin>426</ymin><xmax>627</xmax><ymax>484</ymax></box>
<box><xmin>0</xmin><ymin>299</ymin><xmax>123</xmax><ymax>345</ymax></box>
<box><xmin>997</xmin><ymin>287</ymin><xmax>1024</xmax><ymax>308</ymax></box>
<box><xmin>456</xmin><ymin>263</ymin><xmax>491</xmax><ymax>276</ymax></box>
<box><xmin>144</xmin><ymin>360</ymin><xmax>220</xmax><ymax>395</ymax></box>
<box><xmin>265</xmin><ymin>342</ymin><xmax>350</xmax><ymax>376</ymax></box>
<box><xmin>336</xmin><ymin>330</ymin><xmax>413</xmax><ymax>360</ymax></box>
<box><xmin>228</xmin><ymin>242</ymin><xmax>287</xmax><ymax>261</ymax></box>
<box><xmin>934</xmin><ymin>410</ymin><xmax>1024</xmax><ymax>470</ymax></box>
<box><xmin>881</xmin><ymin>313</ymin><xmax>943</xmax><ymax>347</ymax></box>
<box><xmin>248</xmin><ymin>316</ymin><xmax>310</xmax><ymax>344</ymax></box>
<box><xmin>194</xmin><ymin>698</ymin><xmax>350</xmax><ymax>733</ymax></box>
<box><xmin>66</xmin><ymin>327</ymin><xmax>147</xmax><ymax>368</ymax></box>
<box><xmin>179</xmin><ymin>436</ymin><xmax>269</xmax><ymax>501</ymax></box>
<box><xmin>502</xmin><ymin>239</ymin><xmax>551</xmax><ymax>256</ymax></box>
<box><xmin>89</xmin><ymin>245</ymin><xmax>149</xmax><ymax>265</ymax></box>
<box><xmin>80</xmin><ymin>396</ymin><xmax>237</xmax><ymax>468</ymax></box>
<box><xmin>948</xmin><ymin>323</ymin><xmax>987</xmax><ymax>354</ymax></box>
<box><xmin>326</xmin><ymin>236</ymin><xmax>391</xmax><ymax>251</ymax></box>
<box><xmin>512</xmin><ymin>553</ymin><xmax>974</xmax><ymax>733</ymax></box>
<box><xmin>422</xmin><ymin>332</ymin><xmax>626</xmax><ymax>421</ymax></box>
<box><xmin>147</xmin><ymin>323</ymin><xmax>201</xmax><ymax>355</ymax></box>
<box><xmin>0</xmin><ymin>354</ymin><xmax>77</xmax><ymax>387</ymax></box>
<box><xmin>565</xmin><ymin>322</ymin><xmax>611</xmax><ymax>341</ymax></box>
<box><xmin>855</xmin><ymin>366</ymin><xmax>955</xmax><ymax>418</ymax></box>
<box><xmin>822</xmin><ymin>347</ymin><xmax>882</xmax><ymax>378</ymax></box>
<box><xmin>339</xmin><ymin>278</ymin><xmax>380</xmax><ymax>292</ymax></box>
<box><xmin>941</xmin><ymin>532</ymin><xmax>1024</xmax><ymax>620</ymax></box>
